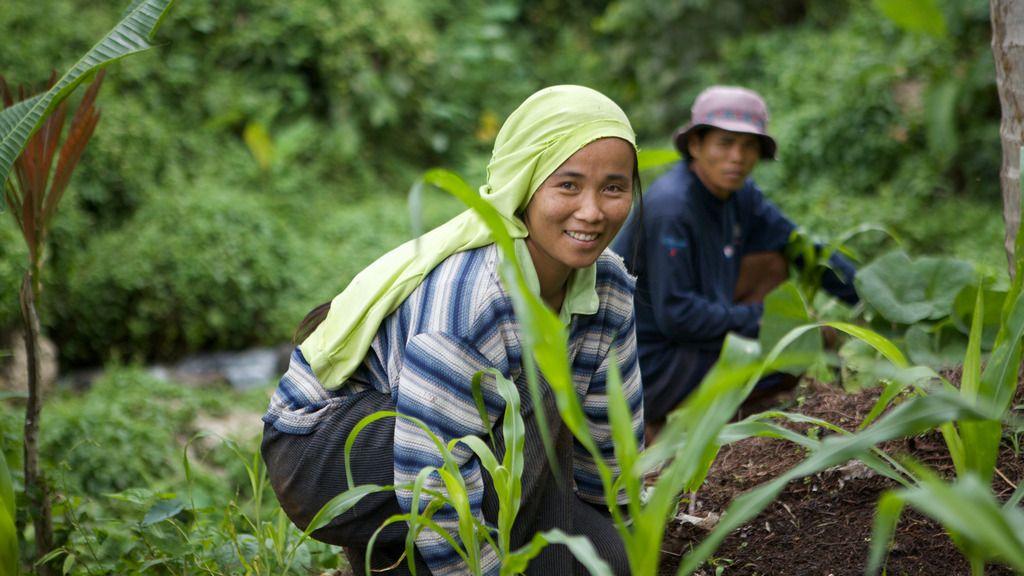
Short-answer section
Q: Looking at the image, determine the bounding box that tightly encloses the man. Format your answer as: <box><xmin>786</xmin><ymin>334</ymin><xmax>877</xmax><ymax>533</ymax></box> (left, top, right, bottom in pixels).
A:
<box><xmin>612</xmin><ymin>85</ymin><xmax>858</xmax><ymax>429</ymax></box>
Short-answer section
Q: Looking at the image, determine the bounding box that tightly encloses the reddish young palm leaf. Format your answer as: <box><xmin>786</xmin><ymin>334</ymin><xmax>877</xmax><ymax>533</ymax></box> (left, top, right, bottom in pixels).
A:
<box><xmin>0</xmin><ymin>70</ymin><xmax>104</xmax><ymax>267</ymax></box>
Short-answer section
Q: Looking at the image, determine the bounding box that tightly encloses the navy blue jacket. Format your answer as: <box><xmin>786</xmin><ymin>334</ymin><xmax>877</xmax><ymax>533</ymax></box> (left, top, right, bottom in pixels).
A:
<box><xmin>612</xmin><ymin>162</ymin><xmax>857</xmax><ymax>420</ymax></box>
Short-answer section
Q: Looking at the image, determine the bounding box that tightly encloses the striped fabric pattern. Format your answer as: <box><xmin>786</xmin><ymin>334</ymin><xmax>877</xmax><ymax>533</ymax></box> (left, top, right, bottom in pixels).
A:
<box><xmin>264</xmin><ymin>243</ymin><xmax>643</xmax><ymax>576</ymax></box>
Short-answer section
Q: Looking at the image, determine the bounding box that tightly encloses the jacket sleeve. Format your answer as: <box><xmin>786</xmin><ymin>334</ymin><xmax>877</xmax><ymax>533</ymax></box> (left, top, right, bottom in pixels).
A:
<box><xmin>645</xmin><ymin>214</ymin><xmax>762</xmax><ymax>342</ymax></box>
<box><xmin>574</xmin><ymin>312</ymin><xmax>645</xmax><ymax>507</ymax></box>
<box><xmin>394</xmin><ymin>332</ymin><xmax>503</xmax><ymax>576</ymax></box>
<box><xmin>742</xmin><ymin>186</ymin><xmax>859</xmax><ymax>305</ymax></box>
<box><xmin>743</xmin><ymin>186</ymin><xmax>797</xmax><ymax>254</ymax></box>
<box><xmin>822</xmin><ymin>251</ymin><xmax>859</xmax><ymax>305</ymax></box>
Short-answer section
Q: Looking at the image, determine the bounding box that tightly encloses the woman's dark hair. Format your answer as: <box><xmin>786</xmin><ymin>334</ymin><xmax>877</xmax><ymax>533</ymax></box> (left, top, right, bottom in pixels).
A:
<box><xmin>628</xmin><ymin>153</ymin><xmax>646</xmax><ymax>275</ymax></box>
<box><xmin>293</xmin><ymin>301</ymin><xmax>331</xmax><ymax>344</ymax></box>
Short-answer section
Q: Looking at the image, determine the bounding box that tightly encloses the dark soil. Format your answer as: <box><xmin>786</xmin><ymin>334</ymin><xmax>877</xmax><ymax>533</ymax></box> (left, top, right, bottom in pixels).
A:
<box><xmin>657</xmin><ymin>377</ymin><xmax>1024</xmax><ymax>576</ymax></box>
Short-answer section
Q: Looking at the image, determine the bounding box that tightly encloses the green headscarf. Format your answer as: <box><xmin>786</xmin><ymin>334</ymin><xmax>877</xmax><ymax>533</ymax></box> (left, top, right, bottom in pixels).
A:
<box><xmin>302</xmin><ymin>85</ymin><xmax>637</xmax><ymax>389</ymax></box>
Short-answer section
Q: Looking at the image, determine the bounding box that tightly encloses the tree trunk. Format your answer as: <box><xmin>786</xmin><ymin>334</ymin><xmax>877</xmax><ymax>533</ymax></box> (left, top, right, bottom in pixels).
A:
<box><xmin>20</xmin><ymin>271</ymin><xmax>53</xmax><ymax>575</ymax></box>
<box><xmin>991</xmin><ymin>0</ymin><xmax>1024</xmax><ymax>276</ymax></box>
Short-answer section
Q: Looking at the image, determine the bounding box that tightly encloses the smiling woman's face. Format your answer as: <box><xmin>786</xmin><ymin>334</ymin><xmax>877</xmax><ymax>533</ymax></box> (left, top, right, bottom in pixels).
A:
<box><xmin>523</xmin><ymin>137</ymin><xmax>635</xmax><ymax>282</ymax></box>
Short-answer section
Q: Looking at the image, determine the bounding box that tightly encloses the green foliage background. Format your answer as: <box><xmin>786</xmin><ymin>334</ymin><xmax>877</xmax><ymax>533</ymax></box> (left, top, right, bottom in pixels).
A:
<box><xmin>0</xmin><ymin>0</ymin><xmax>1003</xmax><ymax>366</ymax></box>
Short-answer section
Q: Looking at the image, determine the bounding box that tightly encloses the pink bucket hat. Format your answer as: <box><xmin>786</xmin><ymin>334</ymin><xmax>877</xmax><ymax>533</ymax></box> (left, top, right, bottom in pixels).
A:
<box><xmin>672</xmin><ymin>86</ymin><xmax>777</xmax><ymax>160</ymax></box>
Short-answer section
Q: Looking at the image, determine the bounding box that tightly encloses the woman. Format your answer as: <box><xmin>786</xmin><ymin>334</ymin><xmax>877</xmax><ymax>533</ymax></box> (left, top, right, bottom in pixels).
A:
<box><xmin>262</xmin><ymin>85</ymin><xmax>644</xmax><ymax>576</ymax></box>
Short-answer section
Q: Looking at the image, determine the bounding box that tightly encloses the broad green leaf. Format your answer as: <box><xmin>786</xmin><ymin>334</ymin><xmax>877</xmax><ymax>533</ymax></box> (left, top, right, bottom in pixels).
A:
<box><xmin>855</xmin><ymin>251</ymin><xmax>975</xmax><ymax>325</ymax></box>
<box><xmin>141</xmin><ymin>498</ymin><xmax>184</xmax><ymax>526</ymax></box>
<box><xmin>904</xmin><ymin>323</ymin><xmax>968</xmax><ymax>369</ymax></box>
<box><xmin>758</xmin><ymin>280</ymin><xmax>822</xmax><ymax>375</ymax></box>
<box><xmin>676</xmin><ymin>391</ymin><xmax>991</xmax><ymax>576</ymax></box>
<box><xmin>833</xmin><ymin>223</ymin><xmax>902</xmax><ymax>254</ymax></box>
<box><xmin>0</xmin><ymin>0</ymin><xmax>178</xmax><ymax>191</ymax></box>
<box><xmin>874</xmin><ymin>0</ymin><xmax>947</xmax><ymax>38</ymax></box>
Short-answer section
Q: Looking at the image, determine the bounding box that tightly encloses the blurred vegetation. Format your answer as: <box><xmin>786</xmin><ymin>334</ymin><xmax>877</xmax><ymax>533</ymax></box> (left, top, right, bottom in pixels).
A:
<box><xmin>0</xmin><ymin>0</ymin><xmax>1003</xmax><ymax>367</ymax></box>
<box><xmin>0</xmin><ymin>368</ymin><xmax>345</xmax><ymax>573</ymax></box>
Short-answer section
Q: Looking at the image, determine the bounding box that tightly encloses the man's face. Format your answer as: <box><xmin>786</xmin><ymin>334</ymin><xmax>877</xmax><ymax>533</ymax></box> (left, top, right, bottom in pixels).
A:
<box><xmin>687</xmin><ymin>128</ymin><xmax>761</xmax><ymax>200</ymax></box>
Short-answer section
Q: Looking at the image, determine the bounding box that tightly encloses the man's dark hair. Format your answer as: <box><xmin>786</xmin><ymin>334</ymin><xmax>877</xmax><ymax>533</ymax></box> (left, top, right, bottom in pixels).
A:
<box><xmin>681</xmin><ymin>126</ymin><xmax>712</xmax><ymax>160</ymax></box>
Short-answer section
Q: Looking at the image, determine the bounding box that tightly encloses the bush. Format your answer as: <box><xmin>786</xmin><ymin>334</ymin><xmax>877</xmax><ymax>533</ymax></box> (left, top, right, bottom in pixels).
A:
<box><xmin>0</xmin><ymin>226</ymin><xmax>27</xmax><ymax>331</ymax></box>
<box><xmin>51</xmin><ymin>188</ymin><xmax>302</xmax><ymax>364</ymax></box>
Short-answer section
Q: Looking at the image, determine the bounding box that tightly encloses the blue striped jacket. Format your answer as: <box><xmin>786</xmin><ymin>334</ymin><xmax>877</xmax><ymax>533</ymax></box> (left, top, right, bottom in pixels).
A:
<box><xmin>264</xmin><ymin>243</ymin><xmax>643</xmax><ymax>575</ymax></box>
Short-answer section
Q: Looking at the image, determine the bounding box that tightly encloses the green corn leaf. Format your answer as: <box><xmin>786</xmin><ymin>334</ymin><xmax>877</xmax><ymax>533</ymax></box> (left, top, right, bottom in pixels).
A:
<box><xmin>1007</xmin><ymin>480</ymin><xmax>1024</xmax><ymax>510</ymax></box>
<box><xmin>494</xmin><ymin>371</ymin><xmax>525</xmax><ymax>486</ymax></box>
<box><xmin>470</xmin><ymin>371</ymin><xmax>497</xmax><ymax>449</ymax></box>
<box><xmin>867</xmin><ymin>491</ymin><xmax>907</xmax><ymax>575</ymax></box>
<box><xmin>605</xmin><ymin>346</ymin><xmax>642</xmax><ymax>520</ymax></box>
<box><xmin>720</xmin><ymin>419</ymin><xmax>820</xmax><ymax>450</ymax></box>
<box><xmin>0</xmin><ymin>0</ymin><xmax>178</xmax><ymax>192</ymax></box>
<box><xmin>437</xmin><ymin>467</ymin><xmax>480</xmax><ymax>571</ymax></box>
<box><xmin>406</xmin><ymin>466</ymin><xmax>441</xmax><ymax>576</ymax></box>
<box><xmin>821</xmin><ymin>321</ymin><xmax>915</xmax><ymax>430</ymax></box>
<box><xmin>368</xmin><ymin>511</ymin><xmax>467</xmax><ymax>575</ymax></box>
<box><xmin>962</xmin><ymin>286</ymin><xmax>987</xmax><ymax>399</ymax></box>
<box><xmin>460</xmin><ymin>437</ymin><xmax>501</xmax><ymax>483</ymax></box>
<box><xmin>868</xmin><ymin>468</ymin><xmax>1024</xmax><ymax>575</ymax></box>
<box><xmin>494</xmin><ymin>371</ymin><xmax>525</xmax><ymax>553</ymax></box>
<box><xmin>723</xmin><ymin>411</ymin><xmax>911</xmax><ymax>486</ymax></box>
<box><xmin>950</xmin><ymin>285</ymin><xmax>985</xmax><ymax>477</ymax></box>
<box><xmin>983</xmin><ymin>287</ymin><xmax>1024</xmax><ymax>412</ymax></box>
<box><xmin>502</xmin><ymin>529</ymin><xmax>614</xmax><ymax>576</ymax></box>
<box><xmin>676</xmin><ymin>391</ymin><xmax>991</xmax><ymax>576</ymax></box>
<box><xmin>924</xmin><ymin>79</ymin><xmax>960</xmax><ymax>167</ymax></box>
<box><xmin>0</xmin><ymin>450</ymin><xmax>16</xmax><ymax>576</ymax></box>
<box><xmin>824</xmin><ymin>322</ymin><xmax>909</xmax><ymax>368</ymax></box>
<box><xmin>305</xmin><ymin>483</ymin><xmax>394</xmax><ymax>534</ymax></box>
<box><xmin>959</xmin><ymin>287</ymin><xmax>1024</xmax><ymax>483</ymax></box>
<box><xmin>346</xmin><ymin>410</ymin><xmax>451</xmax><ymax>488</ymax></box>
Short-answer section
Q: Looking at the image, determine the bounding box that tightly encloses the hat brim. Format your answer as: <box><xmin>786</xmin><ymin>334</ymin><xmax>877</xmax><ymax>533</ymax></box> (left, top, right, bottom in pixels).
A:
<box><xmin>672</xmin><ymin>121</ymin><xmax>777</xmax><ymax>160</ymax></box>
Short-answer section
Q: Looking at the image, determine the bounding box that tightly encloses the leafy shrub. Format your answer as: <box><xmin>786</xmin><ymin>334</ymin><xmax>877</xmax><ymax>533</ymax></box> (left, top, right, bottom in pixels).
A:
<box><xmin>0</xmin><ymin>226</ymin><xmax>27</xmax><ymax>331</ymax></box>
<box><xmin>39</xmin><ymin>368</ymin><xmax>232</xmax><ymax>496</ymax></box>
<box><xmin>51</xmin><ymin>188</ymin><xmax>302</xmax><ymax>364</ymax></box>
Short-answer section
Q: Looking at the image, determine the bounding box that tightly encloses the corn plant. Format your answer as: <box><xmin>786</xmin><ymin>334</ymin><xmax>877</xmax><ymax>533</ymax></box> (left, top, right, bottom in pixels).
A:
<box><xmin>304</xmin><ymin>367</ymin><xmax>612</xmax><ymax>576</ymax></box>
<box><xmin>784</xmin><ymin>223</ymin><xmax>897</xmax><ymax>312</ymax></box>
<box><xmin>0</xmin><ymin>449</ymin><xmax>15</xmax><ymax>576</ymax></box>
<box><xmin>863</xmin><ymin>192</ymin><xmax>1024</xmax><ymax>576</ymax></box>
<box><xmin>869</xmin><ymin>463</ymin><xmax>1024</xmax><ymax>576</ymax></box>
